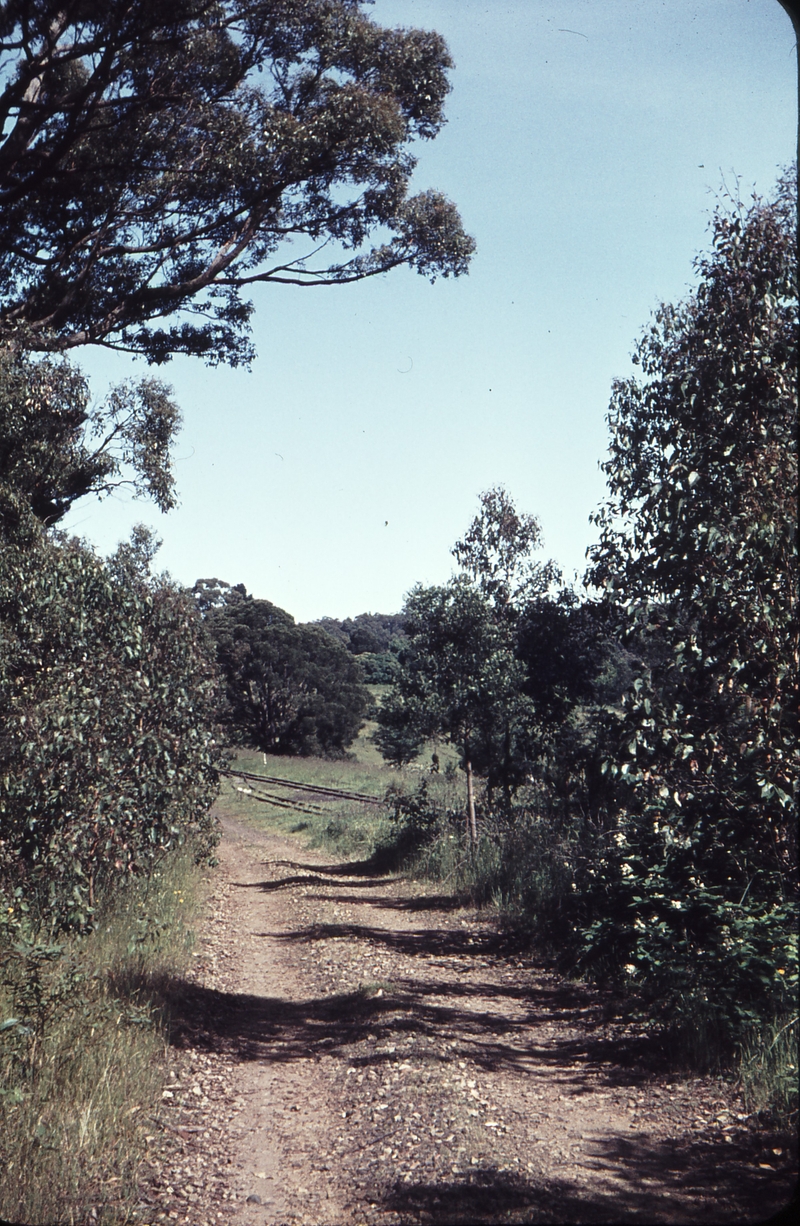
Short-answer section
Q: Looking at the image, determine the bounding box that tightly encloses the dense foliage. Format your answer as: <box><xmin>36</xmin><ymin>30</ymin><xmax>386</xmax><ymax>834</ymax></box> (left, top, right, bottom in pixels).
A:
<box><xmin>0</xmin><ymin>527</ymin><xmax>221</xmax><ymax>933</ymax></box>
<box><xmin>197</xmin><ymin>580</ymin><xmax>371</xmax><ymax>755</ymax></box>
<box><xmin>376</xmin><ymin>176</ymin><xmax>798</xmax><ymax>1075</ymax></box>
<box><xmin>376</xmin><ymin>578</ymin><xmax>528</xmax><ymax>780</ymax></box>
<box><xmin>580</xmin><ymin>173</ymin><xmax>798</xmax><ymax>1039</ymax></box>
<box><xmin>0</xmin><ymin>344</ymin><xmax>221</xmax><ymax>932</ymax></box>
<box><xmin>0</xmin><ymin>0</ymin><xmax>473</xmax><ymax>365</ymax></box>
<box><xmin>315</xmin><ymin>611</ymin><xmax>408</xmax><ymax>682</ymax></box>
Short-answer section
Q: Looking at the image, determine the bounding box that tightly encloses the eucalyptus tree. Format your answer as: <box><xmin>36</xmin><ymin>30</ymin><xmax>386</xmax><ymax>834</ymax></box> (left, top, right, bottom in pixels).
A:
<box><xmin>584</xmin><ymin>172</ymin><xmax>798</xmax><ymax>1035</ymax></box>
<box><xmin>0</xmin><ymin>0</ymin><xmax>473</xmax><ymax>365</ymax></box>
<box><xmin>0</xmin><ymin>528</ymin><xmax>221</xmax><ymax>931</ymax></box>
<box><xmin>376</xmin><ymin>489</ymin><xmax>561</xmax><ymax>834</ymax></box>
<box><xmin>374</xmin><ymin>577</ymin><xmax>529</xmax><ymax>840</ymax></box>
<box><xmin>0</xmin><ymin>347</ymin><xmax>180</xmax><ymax>542</ymax></box>
<box><xmin>452</xmin><ymin>486</ymin><xmax>560</xmax><ymax>615</ymax></box>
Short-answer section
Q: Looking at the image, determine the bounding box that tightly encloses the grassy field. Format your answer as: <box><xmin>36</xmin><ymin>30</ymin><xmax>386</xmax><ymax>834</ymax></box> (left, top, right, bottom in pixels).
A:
<box><xmin>215</xmin><ymin>699</ymin><xmax>465</xmax><ymax>863</ymax></box>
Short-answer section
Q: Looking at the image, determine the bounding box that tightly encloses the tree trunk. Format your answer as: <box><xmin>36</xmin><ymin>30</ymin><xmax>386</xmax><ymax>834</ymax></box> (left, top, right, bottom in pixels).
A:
<box><xmin>503</xmin><ymin>720</ymin><xmax>513</xmax><ymax>814</ymax></box>
<box><xmin>466</xmin><ymin>757</ymin><xmax>478</xmax><ymax>844</ymax></box>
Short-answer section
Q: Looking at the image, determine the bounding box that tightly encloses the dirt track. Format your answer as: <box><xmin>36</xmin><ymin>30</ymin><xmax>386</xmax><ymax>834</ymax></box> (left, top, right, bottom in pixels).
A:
<box><xmin>136</xmin><ymin>816</ymin><xmax>796</xmax><ymax>1225</ymax></box>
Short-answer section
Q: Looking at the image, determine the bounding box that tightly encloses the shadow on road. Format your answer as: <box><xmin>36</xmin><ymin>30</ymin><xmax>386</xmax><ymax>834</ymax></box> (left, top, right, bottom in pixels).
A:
<box><xmin>233</xmin><ymin>873</ymin><xmax>390</xmax><ymax>892</ymax></box>
<box><xmin>369</xmin><ymin>1149</ymin><xmax>794</xmax><ymax>1226</ymax></box>
<box><xmin>128</xmin><ymin>836</ymin><xmax>799</xmax><ymax>1226</ymax></box>
<box><xmin>262</xmin><ymin>857</ymin><xmax>402</xmax><ymax>879</ymax></box>
<box><xmin>134</xmin><ymin>963</ymin><xmax>794</xmax><ymax>1223</ymax></box>
<box><xmin>136</xmin><ymin>941</ymin><xmax>672</xmax><ymax>1087</ymax></box>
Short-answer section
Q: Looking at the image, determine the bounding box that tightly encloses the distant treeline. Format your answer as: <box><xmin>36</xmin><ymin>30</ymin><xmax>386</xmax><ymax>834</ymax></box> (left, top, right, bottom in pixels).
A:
<box><xmin>313</xmin><ymin>613</ymin><xmax>409</xmax><ymax>682</ymax></box>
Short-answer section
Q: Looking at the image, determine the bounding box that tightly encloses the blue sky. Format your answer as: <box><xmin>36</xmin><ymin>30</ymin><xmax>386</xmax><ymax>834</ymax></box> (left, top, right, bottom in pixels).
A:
<box><xmin>64</xmin><ymin>0</ymin><xmax>796</xmax><ymax>622</ymax></box>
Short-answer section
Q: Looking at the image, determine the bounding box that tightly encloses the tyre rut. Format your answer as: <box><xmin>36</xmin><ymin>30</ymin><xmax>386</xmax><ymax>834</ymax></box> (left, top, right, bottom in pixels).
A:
<box><xmin>136</xmin><ymin>816</ymin><xmax>796</xmax><ymax>1225</ymax></box>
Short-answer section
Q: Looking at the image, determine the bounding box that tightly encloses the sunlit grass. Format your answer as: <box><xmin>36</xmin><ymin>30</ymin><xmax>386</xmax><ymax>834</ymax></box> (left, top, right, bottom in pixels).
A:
<box><xmin>216</xmin><ymin>741</ymin><xmax>409</xmax><ymax>860</ymax></box>
<box><xmin>0</xmin><ymin>850</ymin><xmax>202</xmax><ymax>1225</ymax></box>
<box><xmin>216</xmin><ymin>701</ymin><xmax>464</xmax><ymax>865</ymax></box>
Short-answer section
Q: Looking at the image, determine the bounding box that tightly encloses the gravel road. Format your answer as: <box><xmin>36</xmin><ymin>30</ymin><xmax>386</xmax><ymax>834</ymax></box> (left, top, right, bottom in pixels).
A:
<box><xmin>134</xmin><ymin>816</ymin><xmax>796</xmax><ymax>1225</ymax></box>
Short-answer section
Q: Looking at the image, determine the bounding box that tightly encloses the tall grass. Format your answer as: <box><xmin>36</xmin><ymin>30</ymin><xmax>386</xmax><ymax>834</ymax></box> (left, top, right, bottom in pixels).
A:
<box><xmin>405</xmin><ymin>803</ymin><xmax>579</xmax><ymax>937</ymax></box>
<box><xmin>0</xmin><ymin>849</ymin><xmax>201</xmax><ymax>1225</ymax></box>
<box><xmin>738</xmin><ymin>1014</ymin><xmax>799</xmax><ymax>1130</ymax></box>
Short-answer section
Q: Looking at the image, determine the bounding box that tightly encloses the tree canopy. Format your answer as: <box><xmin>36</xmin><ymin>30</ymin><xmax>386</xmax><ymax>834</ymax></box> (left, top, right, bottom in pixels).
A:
<box><xmin>580</xmin><ymin>172</ymin><xmax>798</xmax><ymax>1034</ymax></box>
<box><xmin>452</xmin><ymin>486</ymin><xmax>560</xmax><ymax>613</ymax></box>
<box><xmin>0</xmin><ymin>0</ymin><xmax>474</xmax><ymax>365</ymax></box>
<box><xmin>314</xmin><ymin>610</ymin><xmax>408</xmax><ymax>681</ymax></box>
<box><xmin>197</xmin><ymin>581</ymin><xmax>371</xmax><ymax>755</ymax></box>
<box><xmin>315</xmin><ymin>610</ymin><xmax>407</xmax><ymax>656</ymax></box>
<box><xmin>0</xmin><ymin>347</ymin><xmax>181</xmax><ymax>542</ymax></box>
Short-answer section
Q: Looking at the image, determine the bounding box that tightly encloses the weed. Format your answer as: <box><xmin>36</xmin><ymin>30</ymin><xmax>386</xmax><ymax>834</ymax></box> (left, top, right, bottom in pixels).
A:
<box><xmin>738</xmin><ymin>1013</ymin><xmax>799</xmax><ymax>1128</ymax></box>
<box><xmin>0</xmin><ymin>849</ymin><xmax>201</xmax><ymax>1225</ymax></box>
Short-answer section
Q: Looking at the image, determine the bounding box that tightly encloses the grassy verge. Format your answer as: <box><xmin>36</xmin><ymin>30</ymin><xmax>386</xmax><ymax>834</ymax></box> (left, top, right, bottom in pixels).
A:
<box><xmin>0</xmin><ymin>849</ymin><xmax>203</xmax><ymax>1226</ymax></box>
<box><xmin>215</xmin><ymin>742</ymin><xmax>398</xmax><ymax>858</ymax></box>
<box><xmin>216</xmin><ymin>745</ymin><xmax>462</xmax><ymax>864</ymax></box>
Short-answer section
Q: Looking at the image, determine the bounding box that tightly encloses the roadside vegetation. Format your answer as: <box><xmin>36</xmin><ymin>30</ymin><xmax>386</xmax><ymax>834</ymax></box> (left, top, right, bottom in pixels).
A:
<box><xmin>389</xmin><ymin>177</ymin><xmax>796</xmax><ymax>1130</ymax></box>
<box><xmin>0</xmin><ymin>848</ymin><xmax>203</xmax><ymax>1225</ymax></box>
<box><xmin>215</xmin><ymin>709</ymin><xmax>462</xmax><ymax>866</ymax></box>
<box><xmin>0</xmin><ymin>413</ymin><xmax>222</xmax><ymax>1221</ymax></box>
<box><xmin>0</xmin><ymin>5</ymin><xmax>472</xmax><ymax>1218</ymax></box>
<box><xmin>0</xmin><ymin>355</ymin><xmax>224</xmax><ymax>1222</ymax></box>
<box><xmin>226</xmin><ymin>174</ymin><xmax>798</xmax><ymax>1135</ymax></box>
<box><xmin>0</xmin><ymin>2</ymin><xmax>795</xmax><ymax>1213</ymax></box>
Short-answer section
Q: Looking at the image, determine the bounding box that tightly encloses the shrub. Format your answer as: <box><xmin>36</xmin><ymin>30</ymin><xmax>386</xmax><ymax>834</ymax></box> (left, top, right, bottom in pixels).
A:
<box><xmin>0</xmin><ymin>529</ymin><xmax>221</xmax><ymax>932</ymax></box>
